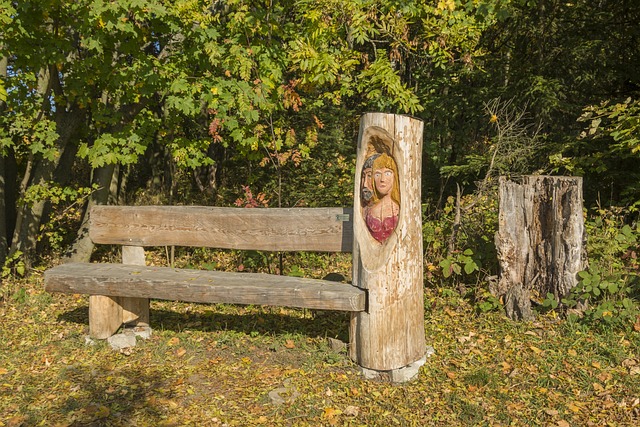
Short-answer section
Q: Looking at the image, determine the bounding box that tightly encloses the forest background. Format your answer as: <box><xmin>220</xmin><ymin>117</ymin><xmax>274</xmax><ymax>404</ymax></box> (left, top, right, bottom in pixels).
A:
<box><xmin>1</xmin><ymin>0</ymin><xmax>639</xmax><ymax>326</ymax></box>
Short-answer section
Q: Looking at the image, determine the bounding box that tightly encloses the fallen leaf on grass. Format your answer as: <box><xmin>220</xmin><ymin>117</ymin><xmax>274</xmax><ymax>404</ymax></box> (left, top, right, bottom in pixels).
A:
<box><xmin>557</xmin><ymin>420</ymin><xmax>570</xmax><ymax>427</ymax></box>
<box><xmin>344</xmin><ymin>405</ymin><xmax>359</xmax><ymax>417</ymax></box>
<box><xmin>567</xmin><ymin>349</ymin><xmax>577</xmax><ymax>357</ymax></box>
<box><xmin>567</xmin><ymin>403</ymin><xmax>581</xmax><ymax>413</ymax></box>
<box><xmin>167</xmin><ymin>337</ymin><xmax>180</xmax><ymax>346</ymax></box>
<box><xmin>545</xmin><ymin>408</ymin><xmax>559</xmax><ymax>416</ymax></box>
<box><xmin>530</xmin><ymin>345</ymin><xmax>543</xmax><ymax>355</ymax></box>
<box><xmin>323</xmin><ymin>407</ymin><xmax>342</xmax><ymax>418</ymax></box>
<box><xmin>284</xmin><ymin>339</ymin><xmax>295</xmax><ymax>349</ymax></box>
<box><xmin>175</xmin><ymin>347</ymin><xmax>187</xmax><ymax>357</ymax></box>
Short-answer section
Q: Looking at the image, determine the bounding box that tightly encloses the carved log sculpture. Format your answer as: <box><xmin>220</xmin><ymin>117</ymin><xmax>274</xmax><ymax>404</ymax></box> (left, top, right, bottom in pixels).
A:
<box><xmin>350</xmin><ymin>113</ymin><xmax>426</xmax><ymax>381</ymax></box>
<box><xmin>494</xmin><ymin>176</ymin><xmax>587</xmax><ymax>321</ymax></box>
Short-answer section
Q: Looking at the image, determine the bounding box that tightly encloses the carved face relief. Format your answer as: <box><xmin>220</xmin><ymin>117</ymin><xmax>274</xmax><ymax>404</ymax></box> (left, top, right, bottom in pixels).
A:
<box><xmin>360</xmin><ymin>154</ymin><xmax>379</xmax><ymax>208</ymax></box>
<box><xmin>361</xmin><ymin>152</ymin><xmax>400</xmax><ymax>243</ymax></box>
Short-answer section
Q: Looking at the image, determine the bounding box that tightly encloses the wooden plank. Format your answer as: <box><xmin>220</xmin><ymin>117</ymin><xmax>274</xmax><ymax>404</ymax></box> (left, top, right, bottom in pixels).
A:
<box><xmin>89</xmin><ymin>206</ymin><xmax>353</xmax><ymax>252</ymax></box>
<box><xmin>45</xmin><ymin>263</ymin><xmax>366</xmax><ymax>312</ymax></box>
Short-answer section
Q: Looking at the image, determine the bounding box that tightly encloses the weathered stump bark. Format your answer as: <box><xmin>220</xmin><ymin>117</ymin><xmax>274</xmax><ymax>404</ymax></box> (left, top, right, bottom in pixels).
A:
<box><xmin>349</xmin><ymin>113</ymin><xmax>426</xmax><ymax>382</ymax></box>
<box><xmin>493</xmin><ymin>176</ymin><xmax>587</xmax><ymax>321</ymax></box>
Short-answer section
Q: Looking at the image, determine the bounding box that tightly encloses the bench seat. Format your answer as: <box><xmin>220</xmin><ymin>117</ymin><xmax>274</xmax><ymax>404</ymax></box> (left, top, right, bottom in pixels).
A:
<box><xmin>45</xmin><ymin>262</ymin><xmax>366</xmax><ymax>312</ymax></box>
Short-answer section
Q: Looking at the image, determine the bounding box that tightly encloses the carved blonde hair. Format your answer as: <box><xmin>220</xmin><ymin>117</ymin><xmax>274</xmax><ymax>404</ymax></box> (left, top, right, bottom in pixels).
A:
<box><xmin>371</xmin><ymin>153</ymin><xmax>400</xmax><ymax>205</ymax></box>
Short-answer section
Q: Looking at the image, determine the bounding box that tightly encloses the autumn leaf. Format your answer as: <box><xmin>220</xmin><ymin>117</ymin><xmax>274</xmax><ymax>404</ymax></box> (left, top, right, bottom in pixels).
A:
<box><xmin>175</xmin><ymin>347</ymin><xmax>187</xmax><ymax>357</ymax></box>
<box><xmin>167</xmin><ymin>337</ymin><xmax>180</xmax><ymax>346</ymax></box>
<box><xmin>344</xmin><ymin>405</ymin><xmax>359</xmax><ymax>417</ymax></box>
<box><xmin>529</xmin><ymin>345</ymin><xmax>543</xmax><ymax>355</ymax></box>
<box><xmin>284</xmin><ymin>339</ymin><xmax>296</xmax><ymax>349</ymax></box>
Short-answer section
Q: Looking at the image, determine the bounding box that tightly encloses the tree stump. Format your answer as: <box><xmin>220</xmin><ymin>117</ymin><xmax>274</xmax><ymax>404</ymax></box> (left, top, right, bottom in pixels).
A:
<box><xmin>493</xmin><ymin>176</ymin><xmax>587</xmax><ymax>320</ymax></box>
<box><xmin>349</xmin><ymin>113</ymin><xmax>426</xmax><ymax>382</ymax></box>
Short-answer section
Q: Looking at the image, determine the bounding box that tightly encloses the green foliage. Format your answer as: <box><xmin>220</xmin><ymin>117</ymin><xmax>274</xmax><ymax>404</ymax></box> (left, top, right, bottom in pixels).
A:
<box><xmin>561</xmin><ymin>207</ymin><xmax>639</xmax><ymax>329</ymax></box>
<box><xmin>424</xmin><ymin>193</ymin><xmax>498</xmax><ymax>281</ymax></box>
<box><xmin>2</xmin><ymin>251</ymin><xmax>25</xmax><ymax>280</ymax></box>
<box><xmin>439</xmin><ymin>249</ymin><xmax>480</xmax><ymax>278</ymax></box>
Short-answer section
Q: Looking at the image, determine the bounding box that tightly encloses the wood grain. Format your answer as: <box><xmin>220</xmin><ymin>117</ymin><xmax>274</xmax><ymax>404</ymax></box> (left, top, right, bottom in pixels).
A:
<box><xmin>120</xmin><ymin>245</ymin><xmax>149</xmax><ymax>326</ymax></box>
<box><xmin>89</xmin><ymin>206</ymin><xmax>353</xmax><ymax>252</ymax></box>
<box><xmin>45</xmin><ymin>262</ymin><xmax>366</xmax><ymax>312</ymax></box>
<box><xmin>349</xmin><ymin>113</ymin><xmax>426</xmax><ymax>371</ymax></box>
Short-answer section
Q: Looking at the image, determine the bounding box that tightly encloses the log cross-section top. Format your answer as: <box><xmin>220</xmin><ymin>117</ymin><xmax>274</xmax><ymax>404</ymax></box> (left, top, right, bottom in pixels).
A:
<box><xmin>44</xmin><ymin>263</ymin><xmax>366</xmax><ymax>312</ymax></box>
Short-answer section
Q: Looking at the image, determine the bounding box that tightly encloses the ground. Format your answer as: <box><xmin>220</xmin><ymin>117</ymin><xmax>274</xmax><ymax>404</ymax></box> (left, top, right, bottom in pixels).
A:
<box><xmin>0</xmin><ymin>275</ymin><xmax>638</xmax><ymax>426</ymax></box>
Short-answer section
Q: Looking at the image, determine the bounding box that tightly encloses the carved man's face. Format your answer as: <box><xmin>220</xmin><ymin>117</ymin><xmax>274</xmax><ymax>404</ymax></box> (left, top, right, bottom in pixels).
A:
<box><xmin>361</xmin><ymin>167</ymin><xmax>373</xmax><ymax>203</ymax></box>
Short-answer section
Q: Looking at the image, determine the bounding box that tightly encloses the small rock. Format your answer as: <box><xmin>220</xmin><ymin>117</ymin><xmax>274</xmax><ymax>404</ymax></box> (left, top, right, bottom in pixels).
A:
<box><xmin>125</xmin><ymin>325</ymin><xmax>152</xmax><ymax>340</ymax></box>
<box><xmin>327</xmin><ymin>337</ymin><xmax>346</xmax><ymax>353</ymax></box>
<box><xmin>107</xmin><ymin>333</ymin><xmax>137</xmax><ymax>350</ymax></box>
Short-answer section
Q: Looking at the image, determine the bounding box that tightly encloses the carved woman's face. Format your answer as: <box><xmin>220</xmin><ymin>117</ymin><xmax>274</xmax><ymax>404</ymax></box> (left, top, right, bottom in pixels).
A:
<box><xmin>374</xmin><ymin>167</ymin><xmax>394</xmax><ymax>196</ymax></box>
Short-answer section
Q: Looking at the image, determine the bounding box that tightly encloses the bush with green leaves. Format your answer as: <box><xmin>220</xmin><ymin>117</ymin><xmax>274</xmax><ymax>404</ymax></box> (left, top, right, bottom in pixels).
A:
<box><xmin>545</xmin><ymin>207</ymin><xmax>639</xmax><ymax>329</ymax></box>
<box><xmin>423</xmin><ymin>192</ymin><xmax>499</xmax><ymax>311</ymax></box>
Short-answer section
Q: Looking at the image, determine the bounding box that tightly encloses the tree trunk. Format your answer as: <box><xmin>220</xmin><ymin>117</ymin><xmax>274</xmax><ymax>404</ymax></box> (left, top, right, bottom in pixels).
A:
<box><xmin>493</xmin><ymin>175</ymin><xmax>587</xmax><ymax>320</ymax></box>
<box><xmin>349</xmin><ymin>113</ymin><xmax>426</xmax><ymax>382</ymax></box>
<box><xmin>63</xmin><ymin>164</ymin><xmax>116</xmax><ymax>263</ymax></box>
<box><xmin>0</xmin><ymin>155</ymin><xmax>7</xmax><ymax>268</ymax></box>
<box><xmin>9</xmin><ymin>66</ymin><xmax>83</xmax><ymax>267</ymax></box>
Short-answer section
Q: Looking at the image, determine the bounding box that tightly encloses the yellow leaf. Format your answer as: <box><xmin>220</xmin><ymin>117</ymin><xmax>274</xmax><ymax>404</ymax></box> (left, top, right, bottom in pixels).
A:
<box><xmin>568</xmin><ymin>349</ymin><xmax>577</xmax><ymax>357</ymax></box>
<box><xmin>530</xmin><ymin>345</ymin><xmax>543</xmax><ymax>355</ymax></box>
<box><xmin>175</xmin><ymin>347</ymin><xmax>187</xmax><ymax>357</ymax></box>
<box><xmin>167</xmin><ymin>337</ymin><xmax>180</xmax><ymax>346</ymax></box>
<box><xmin>568</xmin><ymin>403</ymin><xmax>580</xmax><ymax>413</ymax></box>
<box><xmin>323</xmin><ymin>407</ymin><xmax>341</xmax><ymax>418</ymax></box>
<box><xmin>592</xmin><ymin>361</ymin><xmax>601</xmax><ymax>369</ymax></box>
<box><xmin>0</xmin><ymin>368</ymin><xmax>8</xmax><ymax>375</ymax></box>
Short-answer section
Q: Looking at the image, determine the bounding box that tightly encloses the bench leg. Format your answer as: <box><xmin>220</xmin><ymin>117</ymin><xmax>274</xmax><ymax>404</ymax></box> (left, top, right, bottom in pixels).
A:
<box><xmin>120</xmin><ymin>246</ymin><xmax>150</xmax><ymax>327</ymax></box>
<box><xmin>121</xmin><ymin>297</ymin><xmax>150</xmax><ymax>326</ymax></box>
<box><xmin>89</xmin><ymin>295</ymin><xmax>123</xmax><ymax>339</ymax></box>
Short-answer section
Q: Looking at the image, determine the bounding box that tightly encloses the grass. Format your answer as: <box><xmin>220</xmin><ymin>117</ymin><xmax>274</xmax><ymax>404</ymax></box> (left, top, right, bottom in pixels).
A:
<box><xmin>1</xmin><ymin>274</ymin><xmax>639</xmax><ymax>427</ymax></box>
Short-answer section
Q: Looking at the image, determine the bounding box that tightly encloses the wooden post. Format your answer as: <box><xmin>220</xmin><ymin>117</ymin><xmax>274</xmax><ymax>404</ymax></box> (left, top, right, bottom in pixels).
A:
<box><xmin>349</xmin><ymin>113</ymin><xmax>426</xmax><ymax>382</ymax></box>
<box><xmin>493</xmin><ymin>176</ymin><xmax>587</xmax><ymax>320</ymax></box>
<box><xmin>120</xmin><ymin>245</ymin><xmax>149</xmax><ymax>326</ymax></box>
<box><xmin>89</xmin><ymin>295</ymin><xmax>122</xmax><ymax>339</ymax></box>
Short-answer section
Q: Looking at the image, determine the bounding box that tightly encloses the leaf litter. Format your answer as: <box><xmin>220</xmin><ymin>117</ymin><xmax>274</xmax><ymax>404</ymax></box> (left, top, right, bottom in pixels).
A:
<box><xmin>0</xmin><ymin>279</ymin><xmax>638</xmax><ymax>426</ymax></box>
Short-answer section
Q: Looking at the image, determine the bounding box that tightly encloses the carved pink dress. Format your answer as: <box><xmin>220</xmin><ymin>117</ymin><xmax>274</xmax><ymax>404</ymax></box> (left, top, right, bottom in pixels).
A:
<box><xmin>365</xmin><ymin>212</ymin><xmax>398</xmax><ymax>243</ymax></box>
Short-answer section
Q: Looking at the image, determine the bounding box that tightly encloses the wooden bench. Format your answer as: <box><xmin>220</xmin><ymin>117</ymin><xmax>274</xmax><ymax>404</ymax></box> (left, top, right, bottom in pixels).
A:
<box><xmin>45</xmin><ymin>112</ymin><xmax>428</xmax><ymax>382</ymax></box>
<box><xmin>45</xmin><ymin>205</ymin><xmax>364</xmax><ymax>333</ymax></box>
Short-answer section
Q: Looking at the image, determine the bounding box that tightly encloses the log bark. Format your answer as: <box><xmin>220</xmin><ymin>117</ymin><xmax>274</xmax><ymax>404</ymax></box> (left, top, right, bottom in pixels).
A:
<box><xmin>349</xmin><ymin>113</ymin><xmax>426</xmax><ymax>374</ymax></box>
<box><xmin>493</xmin><ymin>176</ymin><xmax>587</xmax><ymax>320</ymax></box>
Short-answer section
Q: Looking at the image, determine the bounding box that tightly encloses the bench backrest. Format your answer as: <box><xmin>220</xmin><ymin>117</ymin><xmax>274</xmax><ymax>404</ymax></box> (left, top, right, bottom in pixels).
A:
<box><xmin>89</xmin><ymin>205</ymin><xmax>354</xmax><ymax>252</ymax></box>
